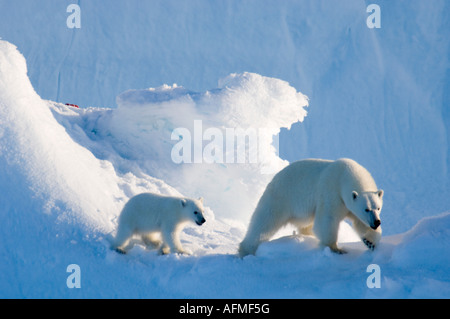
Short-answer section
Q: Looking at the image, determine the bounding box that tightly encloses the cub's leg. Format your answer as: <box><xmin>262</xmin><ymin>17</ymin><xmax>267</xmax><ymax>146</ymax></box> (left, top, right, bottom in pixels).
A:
<box><xmin>111</xmin><ymin>225</ymin><xmax>134</xmax><ymax>254</ymax></box>
<box><xmin>161</xmin><ymin>225</ymin><xmax>190</xmax><ymax>255</ymax></box>
<box><xmin>141</xmin><ymin>232</ymin><xmax>162</xmax><ymax>249</ymax></box>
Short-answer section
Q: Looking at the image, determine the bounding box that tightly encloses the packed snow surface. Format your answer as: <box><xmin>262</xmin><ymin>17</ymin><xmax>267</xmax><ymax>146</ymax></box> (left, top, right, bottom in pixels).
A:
<box><xmin>0</xmin><ymin>39</ymin><xmax>449</xmax><ymax>298</ymax></box>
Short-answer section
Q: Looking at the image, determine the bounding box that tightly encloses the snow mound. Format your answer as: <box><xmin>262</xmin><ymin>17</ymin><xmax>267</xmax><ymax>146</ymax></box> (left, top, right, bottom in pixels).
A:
<box><xmin>53</xmin><ymin>72</ymin><xmax>308</xmax><ymax>222</ymax></box>
<box><xmin>391</xmin><ymin>213</ymin><xmax>450</xmax><ymax>271</ymax></box>
<box><xmin>114</xmin><ymin>72</ymin><xmax>308</xmax><ymax>222</ymax></box>
<box><xmin>0</xmin><ymin>40</ymin><xmax>182</xmax><ymax>233</ymax></box>
<box><xmin>0</xmin><ymin>40</ymin><xmax>118</xmax><ymax>231</ymax></box>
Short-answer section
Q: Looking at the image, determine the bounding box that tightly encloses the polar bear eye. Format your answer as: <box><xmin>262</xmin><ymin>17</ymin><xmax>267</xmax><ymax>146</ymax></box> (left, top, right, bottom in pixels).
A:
<box><xmin>365</xmin><ymin>208</ymin><xmax>370</xmax><ymax>213</ymax></box>
<box><xmin>194</xmin><ymin>211</ymin><xmax>198</xmax><ymax>215</ymax></box>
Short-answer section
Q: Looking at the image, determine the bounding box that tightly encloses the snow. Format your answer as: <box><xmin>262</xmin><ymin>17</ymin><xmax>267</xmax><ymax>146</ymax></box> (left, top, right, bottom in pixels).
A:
<box><xmin>0</xmin><ymin>0</ymin><xmax>449</xmax><ymax>299</ymax></box>
<box><xmin>63</xmin><ymin>72</ymin><xmax>308</xmax><ymax>222</ymax></box>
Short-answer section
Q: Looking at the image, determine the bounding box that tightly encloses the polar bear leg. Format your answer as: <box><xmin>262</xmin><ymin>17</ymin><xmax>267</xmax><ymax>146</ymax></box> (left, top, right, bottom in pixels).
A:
<box><xmin>239</xmin><ymin>207</ymin><xmax>287</xmax><ymax>257</ymax></box>
<box><xmin>313</xmin><ymin>204</ymin><xmax>346</xmax><ymax>254</ymax></box>
<box><xmin>238</xmin><ymin>237</ymin><xmax>258</xmax><ymax>257</ymax></box>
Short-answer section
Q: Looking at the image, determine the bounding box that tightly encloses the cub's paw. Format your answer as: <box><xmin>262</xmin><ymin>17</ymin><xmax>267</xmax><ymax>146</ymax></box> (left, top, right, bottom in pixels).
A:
<box><xmin>176</xmin><ymin>248</ymin><xmax>192</xmax><ymax>255</ymax></box>
<box><xmin>114</xmin><ymin>247</ymin><xmax>127</xmax><ymax>254</ymax></box>
<box><xmin>363</xmin><ymin>238</ymin><xmax>375</xmax><ymax>251</ymax></box>
<box><xmin>158</xmin><ymin>246</ymin><xmax>171</xmax><ymax>255</ymax></box>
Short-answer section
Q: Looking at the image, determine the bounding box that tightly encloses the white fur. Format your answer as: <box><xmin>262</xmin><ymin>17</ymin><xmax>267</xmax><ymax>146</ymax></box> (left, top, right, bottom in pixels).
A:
<box><xmin>111</xmin><ymin>193</ymin><xmax>206</xmax><ymax>254</ymax></box>
<box><xmin>239</xmin><ymin>158</ymin><xmax>384</xmax><ymax>256</ymax></box>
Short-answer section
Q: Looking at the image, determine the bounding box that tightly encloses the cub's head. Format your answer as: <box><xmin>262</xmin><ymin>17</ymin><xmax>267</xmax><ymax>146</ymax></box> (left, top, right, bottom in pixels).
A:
<box><xmin>180</xmin><ymin>197</ymin><xmax>206</xmax><ymax>226</ymax></box>
<box><xmin>347</xmin><ymin>190</ymin><xmax>383</xmax><ymax>230</ymax></box>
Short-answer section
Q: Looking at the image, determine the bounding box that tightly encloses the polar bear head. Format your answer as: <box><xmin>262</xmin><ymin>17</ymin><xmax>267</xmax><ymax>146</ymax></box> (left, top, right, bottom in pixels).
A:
<box><xmin>348</xmin><ymin>190</ymin><xmax>383</xmax><ymax>230</ymax></box>
<box><xmin>181</xmin><ymin>197</ymin><xmax>206</xmax><ymax>226</ymax></box>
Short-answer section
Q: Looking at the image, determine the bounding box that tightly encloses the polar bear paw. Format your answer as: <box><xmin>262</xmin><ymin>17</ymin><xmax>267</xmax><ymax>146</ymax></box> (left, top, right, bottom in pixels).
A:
<box><xmin>363</xmin><ymin>238</ymin><xmax>376</xmax><ymax>251</ymax></box>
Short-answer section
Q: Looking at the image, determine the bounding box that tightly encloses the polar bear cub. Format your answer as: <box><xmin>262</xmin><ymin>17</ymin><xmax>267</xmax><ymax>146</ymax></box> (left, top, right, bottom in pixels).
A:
<box><xmin>239</xmin><ymin>158</ymin><xmax>384</xmax><ymax>256</ymax></box>
<box><xmin>112</xmin><ymin>193</ymin><xmax>206</xmax><ymax>254</ymax></box>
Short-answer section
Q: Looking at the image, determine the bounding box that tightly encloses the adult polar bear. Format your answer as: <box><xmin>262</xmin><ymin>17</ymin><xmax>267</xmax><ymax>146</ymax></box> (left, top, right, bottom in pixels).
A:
<box><xmin>239</xmin><ymin>158</ymin><xmax>384</xmax><ymax>256</ymax></box>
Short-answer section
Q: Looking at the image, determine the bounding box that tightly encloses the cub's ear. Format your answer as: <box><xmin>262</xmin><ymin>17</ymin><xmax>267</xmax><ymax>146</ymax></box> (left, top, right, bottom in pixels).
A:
<box><xmin>377</xmin><ymin>189</ymin><xmax>384</xmax><ymax>198</ymax></box>
<box><xmin>352</xmin><ymin>191</ymin><xmax>359</xmax><ymax>200</ymax></box>
<box><xmin>181</xmin><ymin>199</ymin><xmax>187</xmax><ymax>207</ymax></box>
<box><xmin>198</xmin><ymin>197</ymin><xmax>204</xmax><ymax>203</ymax></box>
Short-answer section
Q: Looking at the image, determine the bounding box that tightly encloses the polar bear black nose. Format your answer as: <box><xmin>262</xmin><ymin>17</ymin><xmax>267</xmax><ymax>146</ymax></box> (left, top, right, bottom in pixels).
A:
<box><xmin>373</xmin><ymin>219</ymin><xmax>381</xmax><ymax>229</ymax></box>
<box><xmin>196</xmin><ymin>217</ymin><xmax>206</xmax><ymax>226</ymax></box>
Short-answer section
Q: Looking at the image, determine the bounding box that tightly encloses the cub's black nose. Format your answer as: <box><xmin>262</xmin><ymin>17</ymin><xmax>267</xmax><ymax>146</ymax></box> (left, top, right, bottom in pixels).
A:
<box><xmin>196</xmin><ymin>217</ymin><xmax>206</xmax><ymax>226</ymax></box>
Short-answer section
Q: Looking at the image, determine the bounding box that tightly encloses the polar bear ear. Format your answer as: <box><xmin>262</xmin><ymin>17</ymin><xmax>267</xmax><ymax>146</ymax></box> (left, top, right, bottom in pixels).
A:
<box><xmin>181</xmin><ymin>199</ymin><xmax>187</xmax><ymax>207</ymax></box>
<box><xmin>377</xmin><ymin>189</ymin><xmax>384</xmax><ymax>198</ymax></box>
<box><xmin>352</xmin><ymin>191</ymin><xmax>359</xmax><ymax>200</ymax></box>
<box><xmin>198</xmin><ymin>197</ymin><xmax>204</xmax><ymax>203</ymax></box>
